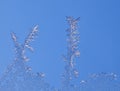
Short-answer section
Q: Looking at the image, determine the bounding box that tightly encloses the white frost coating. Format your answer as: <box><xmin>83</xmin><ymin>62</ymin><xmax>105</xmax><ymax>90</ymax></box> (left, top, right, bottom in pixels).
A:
<box><xmin>0</xmin><ymin>19</ymin><xmax>120</xmax><ymax>91</ymax></box>
<box><xmin>0</xmin><ymin>25</ymin><xmax>48</xmax><ymax>91</ymax></box>
<box><xmin>11</xmin><ymin>32</ymin><xmax>17</xmax><ymax>42</ymax></box>
<box><xmin>24</xmin><ymin>25</ymin><xmax>38</xmax><ymax>51</ymax></box>
<box><xmin>11</xmin><ymin>25</ymin><xmax>39</xmax><ymax>62</ymax></box>
<box><xmin>62</xmin><ymin>17</ymin><xmax>80</xmax><ymax>91</ymax></box>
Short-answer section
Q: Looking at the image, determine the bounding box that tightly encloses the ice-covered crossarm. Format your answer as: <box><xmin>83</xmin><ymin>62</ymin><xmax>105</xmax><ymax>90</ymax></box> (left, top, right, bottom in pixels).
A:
<box><xmin>23</xmin><ymin>25</ymin><xmax>39</xmax><ymax>52</ymax></box>
<box><xmin>11</xmin><ymin>32</ymin><xmax>17</xmax><ymax>42</ymax></box>
<box><xmin>11</xmin><ymin>25</ymin><xmax>39</xmax><ymax>62</ymax></box>
<box><xmin>11</xmin><ymin>32</ymin><xmax>20</xmax><ymax>48</ymax></box>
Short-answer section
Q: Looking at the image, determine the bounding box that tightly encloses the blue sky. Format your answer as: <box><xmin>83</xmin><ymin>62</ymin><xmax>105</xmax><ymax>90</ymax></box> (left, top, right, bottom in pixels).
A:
<box><xmin>0</xmin><ymin>0</ymin><xmax>120</xmax><ymax>87</ymax></box>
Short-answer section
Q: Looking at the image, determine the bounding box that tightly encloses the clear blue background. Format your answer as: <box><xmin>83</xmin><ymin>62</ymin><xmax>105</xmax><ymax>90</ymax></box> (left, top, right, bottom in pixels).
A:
<box><xmin>0</xmin><ymin>0</ymin><xmax>120</xmax><ymax>87</ymax></box>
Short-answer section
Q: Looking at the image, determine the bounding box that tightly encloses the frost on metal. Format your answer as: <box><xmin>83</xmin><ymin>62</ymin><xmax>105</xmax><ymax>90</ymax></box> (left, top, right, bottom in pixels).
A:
<box><xmin>11</xmin><ymin>25</ymin><xmax>38</xmax><ymax>62</ymax></box>
<box><xmin>0</xmin><ymin>26</ymin><xmax>50</xmax><ymax>91</ymax></box>
<box><xmin>62</xmin><ymin>16</ymin><xmax>80</xmax><ymax>91</ymax></box>
<box><xmin>79</xmin><ymin>73</ymin><xmax>120</xmax><ymax>91</ymax></box>
<box><xmin>0</xmin><ymin>17</ymin><xmax>120</xmax><ymax>91</ymax></box>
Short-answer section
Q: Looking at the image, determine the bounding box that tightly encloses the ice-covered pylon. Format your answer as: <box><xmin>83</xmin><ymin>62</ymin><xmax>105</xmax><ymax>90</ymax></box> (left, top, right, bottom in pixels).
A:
<box><xmin>2</xmin><ymin>25</ymin><xmax>39</xmax><ymax>79</ymax></box>
<box><xmin>62</xmin><ymin>16</ymin><xmax>80</xmax><ymax>91</ymax></box>
<box><xmin>0</xmin><ymin>25</ymin><xmax>50</xmax><ymax>91</ymax></box>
